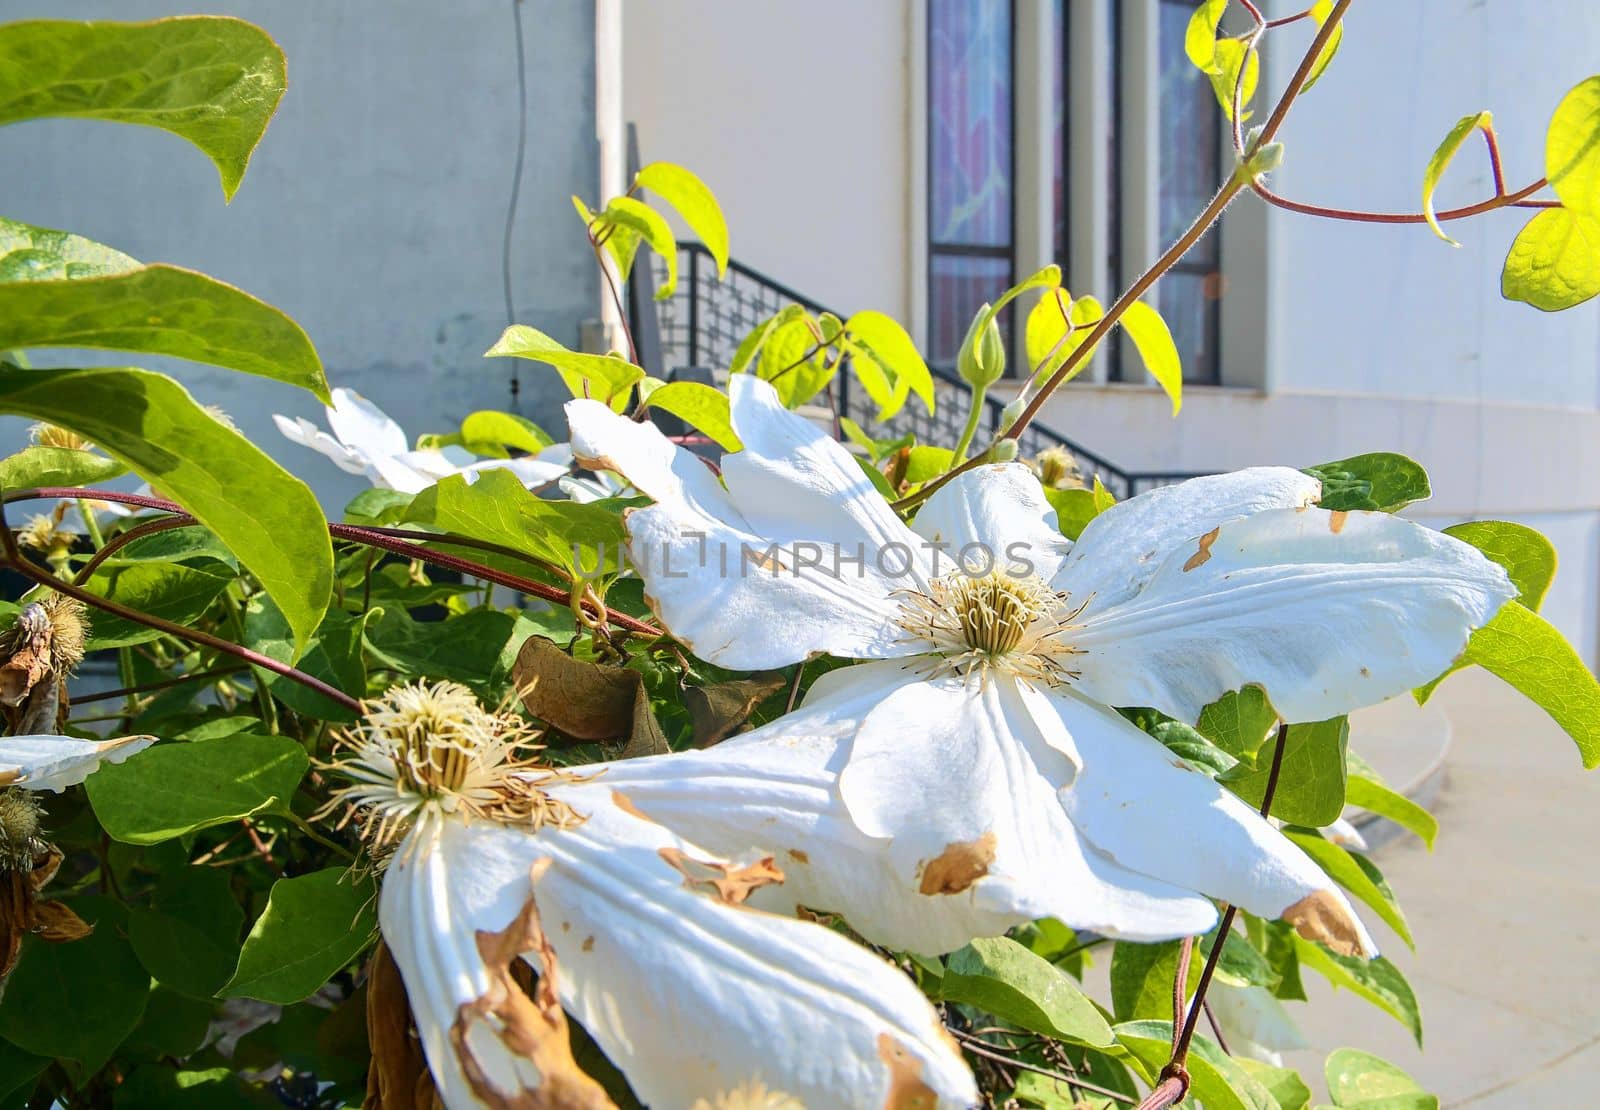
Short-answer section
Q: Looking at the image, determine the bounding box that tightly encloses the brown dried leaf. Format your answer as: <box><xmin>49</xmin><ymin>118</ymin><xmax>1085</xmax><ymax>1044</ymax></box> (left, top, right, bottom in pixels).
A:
<box><xmin>450</xmin><ymin>861</ymin><xmax>615</xmax><ymax>1109</ymax></box>
<box><xmin>364</xmin><ymin>941</ymin><xmax>437</xmax><ymax>1110</ymax></box>
<box><xmin>685</xmin><ymin>673</ymin><xmax>788</xmax><ymax>748</ymax></box>
<box><xmin>29</xmin><ymin>899</ymin><xmax>91</xmax><ymax>944</ymax></box>
<box><xmin>0</xmin><ymin>604</ymin><xmax>52</xmax><ymax>710</ymax></box>
<box><xmin>514</xmin><ymin>636</ymin><xmax>668</xmax><ymax>759</ymax></box>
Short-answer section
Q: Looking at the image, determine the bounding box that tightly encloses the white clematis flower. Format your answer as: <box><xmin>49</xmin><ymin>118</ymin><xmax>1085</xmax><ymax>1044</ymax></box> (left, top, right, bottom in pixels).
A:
<box><xmin>274</xmin><ymin>387</ymin><xmax>577</xmax><ymax>495</ymax></box>
<box><xmin>327</xmin><ymin>681</ymin><xmax>975</xmax><ymax>1109</ymax></box>
<box><xmin>0</xmin><ymin>734</ymin><xmax>154</xmax><ymax>792</ymax></box>
<box><xmin>564</xmin><ymin>375</ymin><xmax>1516</xmax><ymax>958</ymax></box>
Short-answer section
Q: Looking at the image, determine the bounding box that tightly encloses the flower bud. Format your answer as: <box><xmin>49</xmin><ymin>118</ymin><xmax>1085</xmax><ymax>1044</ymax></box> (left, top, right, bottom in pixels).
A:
<box><xmin>956</xmin><ymin>308</ymin><xmax>1006</xmax><ymax>389</ymax></box>
<box><xmin>0</xmin><ymin>789</ymin><xmax>44</xmax><ymax>873</ymax></box>
<box><xmin>990</xmin><ymin>439</ymin><xmax>1019</xmax><ymax>462</ymax></box>
<box><xmin>1036</xmin><ymin>446</ymin><xmax>1084</xmax><ymax>490</ymax></box>
<box><xmin>996</xmin><ymin>397</ymin><xmax>1026</xmax><ymax>437</ymax></box>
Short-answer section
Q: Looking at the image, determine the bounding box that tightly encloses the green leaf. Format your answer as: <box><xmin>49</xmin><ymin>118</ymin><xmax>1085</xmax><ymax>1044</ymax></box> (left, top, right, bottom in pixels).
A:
<box><xmin>128</xmin><ymin>867</ymin><xmax>244</xmax><ymax>998</ymax></box>
<box><xmin>0</xmin><ymin>227</ymin><xmax>328</xmax><ymax>401</ymax></box>
<box><xmin>0</xmin><ymin>1039</ymin><xmax>49</xmax><ymax>1102</ymax></box>
<box><xmin>1115</xmin><ymin>1021</ymin><xmax>1277</xmax><ymax>1110</ymax></box>
<box><xmin>635</xmin><ymin>161</ymin><xmax>728</xmax><ymax>276</ymax></box>
<box><xmin>1223</xmin><ymin>717</ymin><xmax>1348</xmax><ymax>827</ymax></box>
<box><xmin>1283</xmin><ymin>827</ymin><xmax>1411</xmax><ymax>946</ymax></box>
<box><xmin>975</xmin><ymin>266</ymin><xmax>1061</xmax><ymax>344</ymax></box>
<box><xmin>1208</xmin><ymin>38</ymin><xmax>1260</xmax><ymax>122</ymax></box>
<box><xmin>1120</xmin><ymin>301</ymin><xmax>1183</xmax><ymax>415</ymax></box>
<box><xmin>223</xmin><ymin>868</ymin><xmax>376</xmax><ymax>1005</ymax></box>
<box><xmin>1237</xmin><ymin>1060</ymin><xmax>1312</xmax><ymax>1110</ymax></box>
<box><xmin>1421</xmin><ymin>111</ymin><xmax>1493</xmax><ymax>245</ymax></box>
<box><xmin>755</xmin><ymin>313</ymin><xmax>837</xmax><ymax>408</ymax></box>
<box><xmin>0</xmin><ymin>900</ymin><xmax>151</xmax><ymax>1074</ymax></box>
<box><xmin>1296</xmin><ymin>940</ymin><xmax>1421</xmax><ymax>1045</ymax></box>
<box><xmin>940</xmin><ymin>936</ymin><xmax>1115</xmax><ymax>1047</ymax></box>
<box><xmin>80</xmin><ymin>562</ymin><xmax>234</xmax><ymax>650</ymax></box>
<box><xmin>0</xmin><ymin>215</ymin><xmax>137</xmax><ymax>281</ymax></box>
<box><xmin>0</xmin><ymin>444</ymin><xmax>125</xmax><ymax>490</ymax></box>
<box><xmin>904</xmin><ymin>445</ymin><xmax>955</xmax><ymax>486</ymax></box>
<box><xmin>485</xmin><ymin>325</ymin><xmax>643</xmax><ymax>412</ymax></box>
<box><xmin>1345</xmin><ymin>772</ymin><xmax>1437</xmax><ymax>849</ymax></box>
<box><xmin>643</xmin><ymin>380</ymin><xmax>741</xmax><ymax>450</ymax></box>
<box><xmin>1324</xmin><ymin>1048</ymin><xmax>1436</xmax><ymax>1108</ymax></box>
<box><xmin>120</xmin><ymin>988</ymin><xmax>212</xmax><ymax>1061</ymax></box>
<box><xmin>1458</xmin><ymin>600</ymin><xmax>1600</xmax><ymax>767</ymax></box>
<box><xmin>846</xmin><ymin>310</ymin><xmax>935</xmax><ymax>419</ymax></box>
<box><xmin>1185</xmin><ymin>0</ymin><xmax>1230</xmax><ymax>74</ymax></box>
<box><xmin>87</xmin><ymin>733</ymin><xmax>309</xmax><ymax>844</ymax></box>
<box><xmin>1302</xmin><ymin>1</ymin><xmax>1345</xmax><ymax>91</ymax></box>
<box><xmin>459</xmin><ymin>410</ymin><xmax>553</xmax><ymax>455</ymax></box>
<box><xmin>602</xmin><ymin>195</ymin><xmax>678</xmax><ymax>300</ymax></box>
<box><xmin>403</xmin><ymin>468</ymin><xmax>624</xmax><ymax>577</ymax></box>
<box><xmin>243</xmin><ymin>597</ymin><xmax>366</xmax><ymax>722</ymax></box>
<box><xmin>0</xmin><ymin>17</ymin><xmax>286</xmax><ymax>201</ymax></box>
<box><xmin>1501</xmin><ymin>207</ymin><xmax>1600</xmax><ymax>312</ymax></box>
<box><xmin>1443</xmin><ymin>520</ymin><xmax>1556</xmax><ymax>610</ymax></box>
<box><xmin>0</xmin><ymin>365</ymin><xmax>332</xmax><ymax>654</ymax></box>
<box><xmin>1545</xmin><ymin>75</ymin><xmax>1600</xmax><ymax>215</ymax></box>
<box><xmin>1024</xmin><ymin>288</ymin><xmax>1075</xmax><ymax>378</ymax></box>
<box><xmin>1044</xmin><ymin>487</ymin><xmax>1101</xmax><ymax>542</ymax></box>
<box><xmin>113</xmin><ymin>1066</ymin><xmax>254</xmax><ymax>1109</ymax></box>
<box><xmin>363</xmin><ymin>607</ymin><xmax>521</xmax><ymax>701</ymax></box>
<box><xmin>1197</xmin><ymin>686</ymin><xmax>1277</xmax><ymax>761</ymax></box>
<box><xmin>730</xmin><ymin>303</ymin><xmax>807</xmax><ymax>375</ymax></box>
<box><xmin>1109</xmin><ymin>940</ymin><xmax>1193</xmax><ymax>1022</ymax></box>
<box><xmin>1304</xmin><ymin>452</ymin><xmax>1430</xmax><ymax>512</ymax></box>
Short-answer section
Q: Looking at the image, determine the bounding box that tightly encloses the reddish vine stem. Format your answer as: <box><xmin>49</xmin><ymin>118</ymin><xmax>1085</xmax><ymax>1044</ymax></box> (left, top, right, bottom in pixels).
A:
<box><xmin>6</xmin><ymin>487</ymin><xmax>658</xmax><ymax>636</ymax></box>
<box><xmin>1253</xmin><ymin>176</ymin><xmax>1556</xmax><ymax>223</ymax></box>
<box><xmin>1135</xmin><ymin>723</ymin><xmax>1291</xmax><ymax>1110</ymax></box>
<box><xmin>71</xmin><ymin>665</ymin><xmax>248</xmax><ymax>706</ymax></box>
<box><xmin>71</xmin><ymin>514</ymin><xmax>196</xmax><ymax>584</ymax></box>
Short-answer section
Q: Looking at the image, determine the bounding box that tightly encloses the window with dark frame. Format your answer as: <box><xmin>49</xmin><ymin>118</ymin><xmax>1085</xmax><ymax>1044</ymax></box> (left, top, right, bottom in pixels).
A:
<box><xmin>1155</xmin><ymin>0</ymin><xmax>1223</xmax><ymax>385</ymax></box>
<box><xmin>927</xmin><ymin>0</ymin><xmax>1016</xmax><ymax>369</ymax></box>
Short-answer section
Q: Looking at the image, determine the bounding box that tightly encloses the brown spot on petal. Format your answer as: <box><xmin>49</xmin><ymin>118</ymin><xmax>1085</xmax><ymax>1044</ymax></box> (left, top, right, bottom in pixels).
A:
<box><xmin>917</xmin><ymin>832</ymin><xmax>996</xmax><ymax>896</ymax></box>
<box><xmin>581</xmin><ymin>935</ymin><xmax>594</xmax><ymax>953</ymax></box>
<box><xmin>450</xmin><ymin>860</ymin><xmax>615</xmax><ymax>1109</ymax></box>
<box><xmin>1329</xmin><ymin>510</ymin><xmax>1349</xmax><ymax>534</ymax></box>
<box><xmin>787</xmin><ymin>848</ymin><xmax>810</xmax><ymax>864</ymax></box>
<box><xmin>658</xmin><ymin>847</ymin><xmax>785</xmax><ymax>905</ymax></box>
<box><xmin>1284</xmin><ymin>890</ymin><xmax>1366</xmax><ymax>958</ymax></box>
<box><xmin>610</xmin><ymin>790</ymin><xmax>656</xmax><ymax>825</ymax></box>
<box><xmin>364</xmin><ymin>941</ymin><xmax>437</xmax><ymax>1110</ymax></box>
<box><xmin>1182</xmin><ymin>527</ymin><xmax>1221</xmax><ymax>572</ymax></box>
<box><xmin>0</xmin><ymin>769</ymin><xmax>18</xmax><ymax>786</ymax></box>
<box><xmin>878</xmin><ymin>1033</ymin><xmax>939</xmax><ymax>1109</ymax></box>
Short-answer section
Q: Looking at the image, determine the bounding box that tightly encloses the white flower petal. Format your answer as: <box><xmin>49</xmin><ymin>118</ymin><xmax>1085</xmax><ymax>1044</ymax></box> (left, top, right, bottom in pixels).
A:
<box><xmin>1046</xmin><ymin>689</ymin><xmax>1376</xmax><ymax>956</ymax></box>
<box><xmin>325</xmin><ymin>387</ymin><xmax>410</xmax><ymax>460</ymax></box>
<box><xmin>0</xmin><ymin>734</ymin><xmax>154</xmax><ymax>792</ymax></box>
<box><xmin>1325</xmin><ymin>816</ymin><xmax>1369</xmax><ymax>852</ymax></box>
<box><xmin>361</xmin><ymin>453</ymin><xmax>437</xmax><ymax>494</ymax></box>
<box><xmin>456</xmin><ymin>455</ymin><xmax>570</xmax><ymax>489</ymax></box>
<box><xmin>272</xmin><ymin>413</ymin><xmax>370</xmax><ymax>475</ymax></box>
<box><xmin>389</xmin><ymin>800</ymin><xmax>977</xmax><ymax>1107</ymax></box>
<box><xmin>1067</xmin><ymin>507</ymin><xmax>1515</xmax><ymax>724</ymax></box>
<box><xmin>911</xmin><ymin>462</ymin><xmax>1069</xmax><ymax>581</ymax></box>
<box><xmin>835</xmin><ymin>672</ymin><xmax>1219</xmax><ymax>943</ymax></box>
<box><xmin>1209</xmin><ymin>981</ymin><xmax>1307</xmax><ymax>1065</ymax></box>
<box><xmin>566</xmin><ymin>397</ymin><xmax>925</xmax><ymax>668</ymax></box>
<box><xmin>1055</xmin><ymin>467</ymin><xmax>1322</xmax><ymax>606</ymax></box>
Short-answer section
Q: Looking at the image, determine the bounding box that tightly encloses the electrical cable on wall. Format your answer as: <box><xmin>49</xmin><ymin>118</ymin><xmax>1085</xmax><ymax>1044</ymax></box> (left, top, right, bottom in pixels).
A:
<box><xmin>502</xmin><ymin>0</ymin><xmax>529</xmax><ymax>410</ymax></box>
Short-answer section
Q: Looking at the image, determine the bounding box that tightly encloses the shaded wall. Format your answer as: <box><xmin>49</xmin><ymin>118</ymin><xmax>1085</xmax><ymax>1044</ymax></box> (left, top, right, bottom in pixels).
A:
<box><xmin>0</xmin><ymin>0</ymin><xmax>598</xmax><ymax>507</ymax></box>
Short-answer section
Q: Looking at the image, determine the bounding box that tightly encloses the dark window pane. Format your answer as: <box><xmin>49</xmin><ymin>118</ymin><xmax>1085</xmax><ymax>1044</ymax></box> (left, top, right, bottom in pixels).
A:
<box><xmin>929</xmin><ymin>253</ymin><xmax>1012</xmax><ymax>366</ymax></box>
<box><xmin>929</xmin><ymin>0</ymin><xmax>1013</xmax><ymax>248</ymax></box>
<box><xmin>1158</xmin><ymin>0</ymin><xmax>1222</xmax><ymax>383</ymax></box>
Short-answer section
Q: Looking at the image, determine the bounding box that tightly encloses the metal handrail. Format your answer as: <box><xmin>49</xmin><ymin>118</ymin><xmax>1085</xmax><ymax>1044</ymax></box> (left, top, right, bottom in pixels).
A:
<box><xmin>644</xmin><ymin>242</ymin><xmax>1211</xmax><ymax>499</ymax></box>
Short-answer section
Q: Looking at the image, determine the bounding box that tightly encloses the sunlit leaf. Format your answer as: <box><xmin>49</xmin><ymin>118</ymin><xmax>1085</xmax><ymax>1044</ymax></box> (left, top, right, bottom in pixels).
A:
<box><xmin>635</xmin><ymin>161</ymin><xmax>728</xmax><ymax>276</ymax></box>
<box><xmin>0</xmin><ymin>365</ymin><xmax>333</xmax><ymax>656</ymax></box>
<box><xmin>1295</xmin><ymin>940</ymin><xmax>1422</xmax><ymax>1045</ymax></box>
<box><xmin>1120</xmin><ymin>301</ymin><xmax>1183</xmax><ymax>414</ymax></box>
<box><xmin>1346</xmin><ymin>772</ymin><xmax>1437</xmax><ymax>849</ymax></box>
<box><xmin>1115</xmin><ymin>1021</ymin><xmax>1276</xmax><ymax>1109</ymax></box>
<box><xmin>0</xmin><ymin>17</ymin><xmax>286</xmax><ymax>200</ymax></box>
<box><xmin>1501</xmin><ymin>207</ymin><xmax>1600</xmax><ymax>311</ymax></box>
<box><xmin>941</xmin><ymin>937</ymin><xmax>1115</xmax><ymax>1047</ymax></box>
<box><xmin>643</xmin><ymin>380</ymin><xmax>741</xmax><ymax>450</ymax></box>
<box><xmin>485</xmin><ymin>324</ymin><xmax>643</xmax><ymax>412</ymax></box>
<box><xmin>1421</xmin><ymin>111</ymin><xmax>1493</xmax><ymax>245</ymax></box>
<box><xmin>1304</xmin><ymin>452</ymin><xmax>1430</xmax><ymax>512</ymax></box>
<box><xmin>81</xmin><ymin>562</ymin><xmax>235</xmax><ymax>650</ymax></box>
<box><xmin>1283</xmin><ymin>827</ymin><xmax>1411</xmax><ymax>946</ymax></box>
<box><xmin>1325</xmin><ymin>1048</ymin><xmax>1437</xmax><ymax>1108</ymax></box>
<box><xmin>1196</xmin><ymin>686</ymin><xmax>1276</xmax><ymax>761</ymax></box>
<box><xmin>1443</xmin><ymin>520</ymin><xmax>1556</xmax><ymax>611</ymax></box>
<box><xmin>846</xmin><ymin>310</ymin><xmax>935</xmax><ymax>419</ymax></box>
<box><xmin>601</xmin><ymin>195</ymin><xmax>677</xmax><ymax>300</ymax></box>
<box><xmin>1302</xmin><ymin>1</ymin><xmax>1346</xmax><ymax>91</ymax></box>
<box><xmin>0</xmin><ymin>444</ymin><xmax>125</xmax><ymax>490</ymax></box>
<box><xmin>1222</xmin><ymin>717</ymin><xmax>1347</xmax><ymax>826</ymax></box>
<box><xmin>1545</xmin><ymin>75</ymin><xmax>1600</xmax><ymax>214</ymax></box>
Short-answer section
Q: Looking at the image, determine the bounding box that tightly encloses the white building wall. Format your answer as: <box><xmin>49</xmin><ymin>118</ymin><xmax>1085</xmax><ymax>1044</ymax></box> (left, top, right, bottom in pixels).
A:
<box><xmin>622</xmin><ymin>0</ymin><xmax>916</xmax><ymax>323</ymax></box>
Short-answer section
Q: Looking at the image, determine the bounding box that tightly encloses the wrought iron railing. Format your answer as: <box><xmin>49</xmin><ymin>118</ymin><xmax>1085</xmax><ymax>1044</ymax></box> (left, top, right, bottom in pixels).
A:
<box><xmin>645</xmin><ymin>242</ymin><xmax>1206</xmax><ymax>499</ymax></box>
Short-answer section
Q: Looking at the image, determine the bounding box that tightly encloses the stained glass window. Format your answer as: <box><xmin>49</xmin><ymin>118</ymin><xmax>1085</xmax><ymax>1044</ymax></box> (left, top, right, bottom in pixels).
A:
<box><xmin>927</xmin><ymin>0</ymin><xmax>1015</xmax><ymax>367</ymax></box>
<box><xmin>1156</xmin><ymin>0</ymin><xmax>1222</xmax><ymax>385</ymax></box>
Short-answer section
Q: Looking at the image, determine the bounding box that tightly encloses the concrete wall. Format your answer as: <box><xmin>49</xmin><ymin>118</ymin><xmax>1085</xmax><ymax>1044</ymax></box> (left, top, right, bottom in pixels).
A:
<box><xmin>0</xmin><ymin>0</ymin><xmax>599</xmax><ymax>508</ymax></box>
<box><xmin>622</xmin><ymin>0</ymin><xmax>915</xmax><ymax>322</ymax></box>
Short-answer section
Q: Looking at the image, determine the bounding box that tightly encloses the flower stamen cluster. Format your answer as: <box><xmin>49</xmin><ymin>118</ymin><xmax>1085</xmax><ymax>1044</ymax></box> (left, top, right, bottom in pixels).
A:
<box><xmin>896</xmin><ymin>571</ymin><xmax>1088</xmax><ymax>686</ymax></box>
<box><xmin>320</xmin><ymin>680</ymin><xmax>588</xmax><ymax>855</ymax></box>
